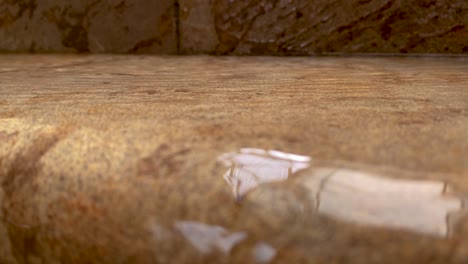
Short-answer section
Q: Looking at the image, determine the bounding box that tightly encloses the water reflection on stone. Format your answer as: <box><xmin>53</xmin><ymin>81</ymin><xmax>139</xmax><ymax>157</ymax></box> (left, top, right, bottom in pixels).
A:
<box><xmin>219</xmin><ymin>148</ymin><xmax>464</xmax><ymax>237</ymax></box>
<box><xmin>174</xmin><ymin>221</ymin><xmax>278</xmax><ymax>263</ymax></box>
<box><xmin>252</xmin><ymin>242</ymin><xmax>277</xmax><ymax>264</ymax></box>
<box><xmin>218</xmin><ymin>148</ymin><xmax>311</xmax><ymax>200</ymax></box>
<box><xmin>174</xmin><ymin>221</ymin><xmax>247</xmax><ymax>254</ymax></box>
<box><xmin>303</xmin><ymin>168</ymin><xmax>463</xmax><ymax>237</ymax></box>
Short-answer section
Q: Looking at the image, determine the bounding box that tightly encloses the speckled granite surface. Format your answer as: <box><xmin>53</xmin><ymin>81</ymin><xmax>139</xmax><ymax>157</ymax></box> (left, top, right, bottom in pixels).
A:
<box><xmin>0</xmin><ymin>55</ymin><xmax>467</xmax><ymax>263</ymax></box>
<box><xmin>1</xmin><ymin>0</ymin><xmax>467</xmax><ymax>54</ymax></box>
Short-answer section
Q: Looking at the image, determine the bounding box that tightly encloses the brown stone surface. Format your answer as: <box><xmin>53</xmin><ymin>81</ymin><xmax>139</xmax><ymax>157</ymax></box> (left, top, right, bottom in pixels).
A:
<box><xmin>180</xmin><ymin>0</ymin><xmax>468</xmax><ymax>54</ymax></box>
<box><xmin>0</xmin><ymin>0</ymin><xmax>176</xmax><ymax>53</ymax></box>
<box><xmin>0</xmin><ymin>55</ymin><xmax>468</xmax><ymax>263</ymax></box>
<box><xmin>1</xmin><ymin>0</ymin><xmax>467</xmax><ymax>54</ymax></box>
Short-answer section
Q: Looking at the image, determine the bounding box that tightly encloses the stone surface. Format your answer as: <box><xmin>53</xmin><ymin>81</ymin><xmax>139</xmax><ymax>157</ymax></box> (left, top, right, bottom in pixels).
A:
<box><xmin>0</xmin><ymin>0</ymin><xmax>176</xmax><ymax>53</ymax></box>
<box><xmin>179</xmin><ymin>0</ymin><xmax>218</xmax><ymax>54</ymax></box>
<box><xmin>1</xmin><ymin>0</ymin><xmax>467</xmax><ymax>54</ymax></box>
<box><xmin>0</xmin><ymin>55</ymin><xmax>468</xmax><ymax>263</ymax></box>
<box><xmin>180</xmin><ymin>0</ymin><xmax>468</xmax><ymax>54</ymax></box>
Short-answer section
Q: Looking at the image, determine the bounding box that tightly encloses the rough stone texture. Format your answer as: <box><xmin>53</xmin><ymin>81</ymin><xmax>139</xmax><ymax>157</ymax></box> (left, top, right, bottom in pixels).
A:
<box><xmin>179</xmin><ymin>0</ymin><xmax>218</xmax><ymax>54</ymax></box>
<box><xmin>180</xmin><ymin>0</ymin><xmax>468</xmax><ymax>54</ymax></box>
<box><xmin>0</xmin><ymin>55</ymin><xmax>467</xmax><ymax>263</ymax></box>
<box><xmin>0</xmin><ymin>0</ymin><xmax>177</xmax><ymax>53</ymax></box>
<box><xmin>1</xmin><ymin>0</ymin><xmax>467</xmax><ymax>54</ymax></box>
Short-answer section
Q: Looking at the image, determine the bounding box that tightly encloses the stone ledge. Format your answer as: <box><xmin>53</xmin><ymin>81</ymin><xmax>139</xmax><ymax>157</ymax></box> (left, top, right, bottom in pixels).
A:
<box><xmin>0</xmin><ymin>55</ymin><xmax>467</xmax><ymax>263</ymax></box>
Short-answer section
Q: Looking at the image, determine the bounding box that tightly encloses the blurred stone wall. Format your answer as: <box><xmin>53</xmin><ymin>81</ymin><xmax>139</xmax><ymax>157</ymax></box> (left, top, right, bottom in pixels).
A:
<box><xmin>1</xmin><ymin>0</ymin><xmax>467</xmax><ymax>54</ymax></box>
<box><xmin>0</xmin><ymin>0</ymin><xmax>177</xmax><ymax>53</ymax></box>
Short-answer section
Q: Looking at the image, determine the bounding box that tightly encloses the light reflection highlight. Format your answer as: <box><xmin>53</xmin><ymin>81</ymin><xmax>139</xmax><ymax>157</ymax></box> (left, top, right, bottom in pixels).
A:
<box><xmin>218</xmin><ymin>148</ymin><xmax>311</xmax><ymax>200</ymax></box>
<box><xmin>174</xmin><ymin>221</ymin><xmax>247</xmax><ymax>254</ymax></box>
<box><xmin>253</xmin><ymin>242</ymin><xmax>277</xmax><ymax>263</ymax></box>
<box><xmin>219</xmin><ymin>148</ymin><xmax>464</xmax><ymax>237</ymax></box>
<box><xmin>303</xmin><ymin>168</ymin><xmax>463</xmax><ymax>237</ymax></box>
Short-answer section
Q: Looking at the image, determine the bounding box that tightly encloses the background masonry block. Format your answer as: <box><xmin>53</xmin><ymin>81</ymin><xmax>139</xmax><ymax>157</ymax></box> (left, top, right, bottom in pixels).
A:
<box><xmin>0</xmin><ymin>0</ymin><xmax>177</xmax><ymax>53</ymax></box>
<box><xmin>179</xmin><ymin>0</ymin><xmax>468</xmax><ymax>55</ymax></box>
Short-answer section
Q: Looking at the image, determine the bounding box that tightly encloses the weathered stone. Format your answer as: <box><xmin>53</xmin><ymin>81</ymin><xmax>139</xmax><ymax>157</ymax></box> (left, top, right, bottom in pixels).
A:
<box><xmin>179</xmin><ymin>0</ymin><xmax>218</xmax><ymax>54</ymax></box>
<box><xmin>0</xmin><ymin>55</ymin><xmax>467</xmax><ymax>263</ymax></box>
<box><xmin>180</xmin><ymin>0</ymin><xmax>468</xmax><ymax>54</ymax></box>
<box><xmin>1</xmin><ymin>0</ymin><xmax>467</xmax><ymax>54</ymax></box>
<box><xmin>0</xmin><ymin>0</ymin><xmax>177</xmax><ymax>53</ymax></box>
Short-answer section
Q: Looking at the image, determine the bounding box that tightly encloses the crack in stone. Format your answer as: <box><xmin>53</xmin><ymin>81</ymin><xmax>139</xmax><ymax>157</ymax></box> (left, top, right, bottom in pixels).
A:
<box><xmin>175</xmin><ymin>0</ymin><xmax>181</xmax><ymax>54</ymax></box>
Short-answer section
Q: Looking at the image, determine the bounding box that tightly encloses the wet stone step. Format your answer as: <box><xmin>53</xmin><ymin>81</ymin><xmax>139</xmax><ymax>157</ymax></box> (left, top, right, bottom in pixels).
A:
<box><xmin>0</xmin><ymin>55</ymin><xmax>467</xmax><ymax>263</ymax></box>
